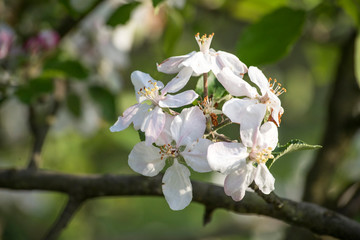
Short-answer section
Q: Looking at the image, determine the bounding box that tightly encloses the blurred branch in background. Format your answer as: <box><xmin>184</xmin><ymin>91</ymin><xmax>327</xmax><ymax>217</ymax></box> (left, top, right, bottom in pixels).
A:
<box><xmin>0</xmin><ymin>168</ymin><xmax>359</xmax><ymax>240</ymax></box>
<box><xmin>303</xmin><ymin>31</ymin><xmax>360</xmax><ymax>206</ymax></box>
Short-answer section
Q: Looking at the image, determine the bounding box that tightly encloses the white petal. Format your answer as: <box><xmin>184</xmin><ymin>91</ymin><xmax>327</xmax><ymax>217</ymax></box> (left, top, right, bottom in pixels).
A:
<box><xmin>155</xmin><ymin>114</ymin><xmax>175</xmax><ymax>146</ymax></box>
<box><xmin>141</xmin><ymin>106</ymin><xmax>166</xmax><ymax>145</ymax></box>
<box><xmin>131</xmin><ymin>71</ymin><xmax>164</xmax><ymax>103</ymax></box>
<box><xmin>128</xmin><ymin>142</ymin><xmax>165</xmax><ymax>177</ymax></box>
<box><xmin>212</xmin><ymin>51</ymin><xmax>248</xmax><ymax>76</ymax></box>
<box><xmin>162</xmin><ymin>159</ymin><xmax>192</xmax><ymax>210</ymax></box>
<box><xmin>180</xmin><ymin>52</ymin><xmax>211</xmax><ymax>75</ymax></box>
<box><xmin>159</xmin><ymin>90</ymin><xmax>198</xmax><ymax>108</ymax></box>
<box><xmin>170</xmin><ymin>106</ymin><xmax>206</xmax><ymax>147</ymax></box>
<box><xmin>222</xmin><ymin>98</ymin><xmax>267</xmax><ymax>148</ymax></box>
<box><xmin>132</xmin><ymin>104</ymin><xmax>151</xmax><ymax>130</ymax></box>
<box><xmin>248</xmin><ymin>66</ymin><xmax>270</xmax><ymax>96</ymax></box>
<box><xmin>110</xmin><ymin>104</ymin><xmax>140</xmax><ymax>132</ymax></box>
<box><xmin>267</xmin><ymin>91</ymin><xmax>283</xmax><ymax>126</ymax></box>
<box><xmin>254</xmin><ymin>163</ymin><xmax>275</xmax><ymax>194</ymax></box>
<box><xmin>157</xmin><ymin>52</ymin><xmax>196</xmax><ymax>74</ymax></box>
<box><xmin>216</xmin><ymin>67</ymin><xmax>257</xmax><ymax>98</ymax></box>
<box><xmin>224</xmin><ymin>163</ymin><xmax>256</xmax><ymax>201</ymax></box>
<box><xmin>256</xmin><ymin>122</ymin><xmax>278</xmax><ymax>150</ymax></box>
<box><xmin>161</xmin><ymin>67</ymin><xmax>193</xmax><ymax>94</ymax></box>
<box><xmin>239</xmin><ymin>102</ymin><xmax>267</xmax><ymax>148</ymax></box>
<box><xmin>207</xmin><ymin>142</ymin><xmax>248</xmax><ymax>174</ymax></box>
<box><xmin>182</xmin><ymin>138</ymin><xmax>212</xmax><ymax>172</ymax></box>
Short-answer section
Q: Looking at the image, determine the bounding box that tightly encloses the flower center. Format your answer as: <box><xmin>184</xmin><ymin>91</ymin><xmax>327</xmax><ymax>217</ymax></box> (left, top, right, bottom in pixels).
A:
<box><xmin>195</xmin><ymin>33</ymin><xmax>214</xmax><ymax>53</ymax></box>
<box><xmin>159</xmin><ymin>143</ymin><xmax>179</xmax><ymax>160</ymax></box>
<box><xmin>249</xmin><ymin>147</ymin><xmax>274</xmax><ymax>164</ymax></box>
<box><xmin>137</xmin><ymin>80</ymin><xmax>161</xmax><ymax>103</ymax></box>
<box><xmin>268</xmin><ymin>78</ymin><xmax>286</xmax><ymax>96</ymax></box>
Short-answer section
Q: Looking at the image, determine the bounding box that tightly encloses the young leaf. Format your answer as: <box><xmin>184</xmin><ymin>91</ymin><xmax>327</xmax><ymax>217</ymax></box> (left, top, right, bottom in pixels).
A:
<box><xmin>15</xmin><ymin>78</ymin><xmax>54</xmax><ymax>104</ymax></box>
<box><xmin>237</xmin><ymin>7</ymin><xmax>305</xmax><ymax>66</ymax></box>
<box><xmin>106</xmin><ymin>2</ymin><xmax>140</xmax><ymax>27</ymax></box>
<box><xmin>267</xmin><ymin>139</ymin><xmax>322</xmax><ymax>168</ymax></box>
<box><xmin>43</xmin><ymin>59</ymin><xmax>89</xmax><ymax>80</ymax></box>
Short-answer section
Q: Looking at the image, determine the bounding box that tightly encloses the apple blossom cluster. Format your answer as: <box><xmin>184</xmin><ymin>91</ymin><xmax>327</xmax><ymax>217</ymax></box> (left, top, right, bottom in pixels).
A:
<box><xmin>110</xmin><ymin>33</ymin><xmax>287</xmax><ymax>210</ymax></box>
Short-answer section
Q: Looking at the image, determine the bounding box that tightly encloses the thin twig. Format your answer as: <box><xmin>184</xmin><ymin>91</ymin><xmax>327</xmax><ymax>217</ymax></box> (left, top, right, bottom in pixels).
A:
<box><xmin>203</xmin><ymin>72</ymin><xmax>208</xmax><ymax>98</ymax></box>
<box><xmin>42</xmin><ymin>196</ymin><xmax>85</xmax><ymax>240</ymax></box>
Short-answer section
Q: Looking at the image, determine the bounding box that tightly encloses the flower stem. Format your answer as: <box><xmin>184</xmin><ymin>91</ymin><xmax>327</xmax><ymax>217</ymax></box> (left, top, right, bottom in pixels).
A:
<box><xmin>203</xmin><ymin>72</ymin><xmax>208</xmax><ymax>98</ymax></box>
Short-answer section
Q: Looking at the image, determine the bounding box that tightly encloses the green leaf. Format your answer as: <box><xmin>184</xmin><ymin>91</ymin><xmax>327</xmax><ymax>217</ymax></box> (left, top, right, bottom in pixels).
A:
<box><xmin>267</xmin><ymin>139</ymin><xmax>322</xmax><ymax>168</ymax></box>
<box><xmin>163</xmin><ymin>9</ymin><xmax>184</xmax><ymax>56</ymax></box>
<box><xmin>355</xmin><ymin>32</ymin><xmax>360</xmax><ymax>88</ymax></box>
<box><xmin>152</xmin><ymin>0</ymin><xmax>164</xmax><ymax>7</ymax></box>
<box><xmin>195</xmin><ymin>72</ymin><xmax>226</xmax><ymax>100</ymax></box>
<box><xmin>106</xmin><ymin>2</ymin><xmax>140</xmax><ymax>27</ymax></box>
<box><xmin>138</xmin><ymin>130</ymin><xmax>145</xmax><ymax>142</ymax></box>
<box><xmin>15</xmin><ymin>78</ymin><xmax>54</xmax><ymax>104</ymax></box>
<box><xmin>66</xmin><ymin>92</ymin><xmax>82</xmax><ymax>118</ymax></box>
<box><xmin>43</xmin><ymin>59</ymin><xmax>89</xmax><ymax>80</ymax></box>
<box><xmin>89</xmin><ymin>86</ymin><xmax>116</xmax><ymax>122</ymax></box>
<box><xmin>236</xmin><ymin>7</ymin><xmax>305</xmax><ymax>66</ymax></box>
<box><xmin>59</xmin><ymin>0</ymin><xmax>80</xmax><ymax>17</ymax></box>
<box><xmin>338</xmin><ymin>0</ymin><xmax>360</xmax><ymax>26</ymax></box>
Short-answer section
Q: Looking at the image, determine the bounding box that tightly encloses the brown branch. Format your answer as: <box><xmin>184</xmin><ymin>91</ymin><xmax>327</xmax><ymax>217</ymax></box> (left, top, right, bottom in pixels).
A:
<box><xmin>303</xmin><ymin>31</ymin><xmax>360</xmax><ymax>205</ymax></box>
<box><xmin>0</xmin><ymin>168</ymin><xmax>359</xmax><ymax>240</ymax></box>
<box><xmin>42</xmin><ymin>196</ymin><xmax>84</xmax><ymax>240</ymax></box>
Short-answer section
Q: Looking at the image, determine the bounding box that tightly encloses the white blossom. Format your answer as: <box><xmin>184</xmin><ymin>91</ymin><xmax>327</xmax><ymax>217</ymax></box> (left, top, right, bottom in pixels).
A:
<box><xmin>128</xmin><ymin>106</ymin><xmax>212</xmax><ymax>210</ymax></box>
<box><xmin>110</xmin><ymin>71</ymin><xmax>198</xmax><ymax>145</ymax></box>
<box><xmin>207</xmin><ymin>122</ymin><xmax>278</xmax><ymax>201</ymax></box>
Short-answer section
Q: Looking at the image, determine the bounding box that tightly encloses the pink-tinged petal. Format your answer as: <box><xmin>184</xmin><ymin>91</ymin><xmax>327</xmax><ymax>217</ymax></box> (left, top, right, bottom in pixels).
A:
<box><xmin>110</xmin><ymin>104</ymin><xmax>140</xmax><ymax>132</ymax></box>
<box><xmin>254</xmin><ymin>163</ymin><xmax>275</xmax><ymax>194</ymax></box>
<box><xmin>216</xmin><ymin>67</ymin><xmax>257</xmax><ymax>98</ymax></box>
<box><xmin>222</xmin><ymin>98</ymin><xmax>266</xmax><ymax>148</ymax></box>
<box><xmin>256</xmin><ymin>122</ymin><xmax>278</xmax><ymax>150</ymax></box>
<box><xmin>224</xmin><ymin>163</ymin><xmax>256</xmax><ymax>201</ymax></box>
<box><xmin>157</xmin><ymin>52</ymin><xmax>196</xmax><ymax>74</ymax></box>
<box><xmin>155</xmin><ymin>114</ymin><xmax>175</xmax><ymax>146</ymax></box>
<box><xmin>128</xmin><ymin>142</ymin><xmax>165</xmax><ymax>177</ymax></box>
<box><xmin>267</xmin><ymin>91</ymin><xmax>283</xmax><ymax>126</ymax></box>
<box><xmin>162</xmin><ymin>159</ymin><xmax>192</xmax><ymax>210</ymax></box>
<box><xmin>207</xmin><ymin>142</ymin><xmax>248</xmax><ymax>174</ymax></box>
<box><xmin>182</xmin><ymin>138</ymin><xmax>212</xmax><ymax>172</ymax></box>
<box><xmin>211</xmin><ymin>51</ymin><xmax>248</xmax><ymax>76</ymax></box>
<box><xmin>239</xmin><ymin>103</ymin><xmax>267</xmax><ymax>148</ymax></box>
<box><xmin>248</xmin><ymin>66</ymin><xmax>270</xmax><ymax>96</ymax></box>
<box><xmin>180</xmin><ymin>52</ymin><xmax>211</xmax><ymax>75</ymax></box>
<box><xmin>159</xmin><ymin>90</ymin><xmax>198</xmax><ymax>108</ymax></box>
<box><xmin>131</xmin><ymin>71</ymin><xmax>164</xmax><ymax>103</ymax></box>
<box><xmin>141</xmin><ymin>106</ymin><xmax>165</xmax><ymax>145</ymax></box>
<box><xmin>170</xmin><ymin>106</ymin><xmax>206</xmax><ymax>147</ymax></box>
<box><xmin>132</xmin><ymin>104</ymin><xmax>151</xmax><ymax>130</ymax></box>
<box><xmin>161</xmin><ymin>67</ymin><xmax>193</xmax><ymax>94</ymax></box>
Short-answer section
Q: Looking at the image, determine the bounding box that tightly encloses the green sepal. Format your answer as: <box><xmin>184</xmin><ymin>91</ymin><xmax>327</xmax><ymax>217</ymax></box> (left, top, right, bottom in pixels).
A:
<box><xmin>267</xmin><ymin>139</ymin><xmax>322</xmax><ymax>168</ymax></box>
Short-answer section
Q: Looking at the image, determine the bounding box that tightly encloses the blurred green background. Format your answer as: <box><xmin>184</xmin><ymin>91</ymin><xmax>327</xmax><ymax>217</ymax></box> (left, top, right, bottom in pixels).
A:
<box><xmin>0</xmin><ymin>0</ymin><xmax>359</xmax><ymax>239</ymax></box>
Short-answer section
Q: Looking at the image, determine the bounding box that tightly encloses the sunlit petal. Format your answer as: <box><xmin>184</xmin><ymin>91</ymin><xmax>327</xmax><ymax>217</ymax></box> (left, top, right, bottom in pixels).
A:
<box><xmin>162</xmin><ymin>160</ymin><xmax>192</xmax><ymax>210</ymax></box>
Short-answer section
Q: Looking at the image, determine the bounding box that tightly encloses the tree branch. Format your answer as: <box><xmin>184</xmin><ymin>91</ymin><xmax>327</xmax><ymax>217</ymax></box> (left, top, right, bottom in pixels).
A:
<box><xmin>0</xmin><ymin>168</ymin><xmax>359</xmax><ymax>240</ymax></box>
<box><xmin>303</xmin><ymin>31</ymin><xmax>360</xmax><ymax>205</ymax></box>
<box><xmin>42</xmin><ymin>196</ymin><xmax>84</xmax><ymax>240</ymax></box>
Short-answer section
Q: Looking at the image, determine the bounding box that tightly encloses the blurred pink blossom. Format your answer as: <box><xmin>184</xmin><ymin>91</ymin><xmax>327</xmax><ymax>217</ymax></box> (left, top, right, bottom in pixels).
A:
<box><xmin>0</xmin><ymin>24</ymin><xmax>15</xmax><ymax>59</ymax></box>
<box><xmin>25</xmin><ymin>30</ymin><xmax>60</xmax><ymax>54</ymax></box>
